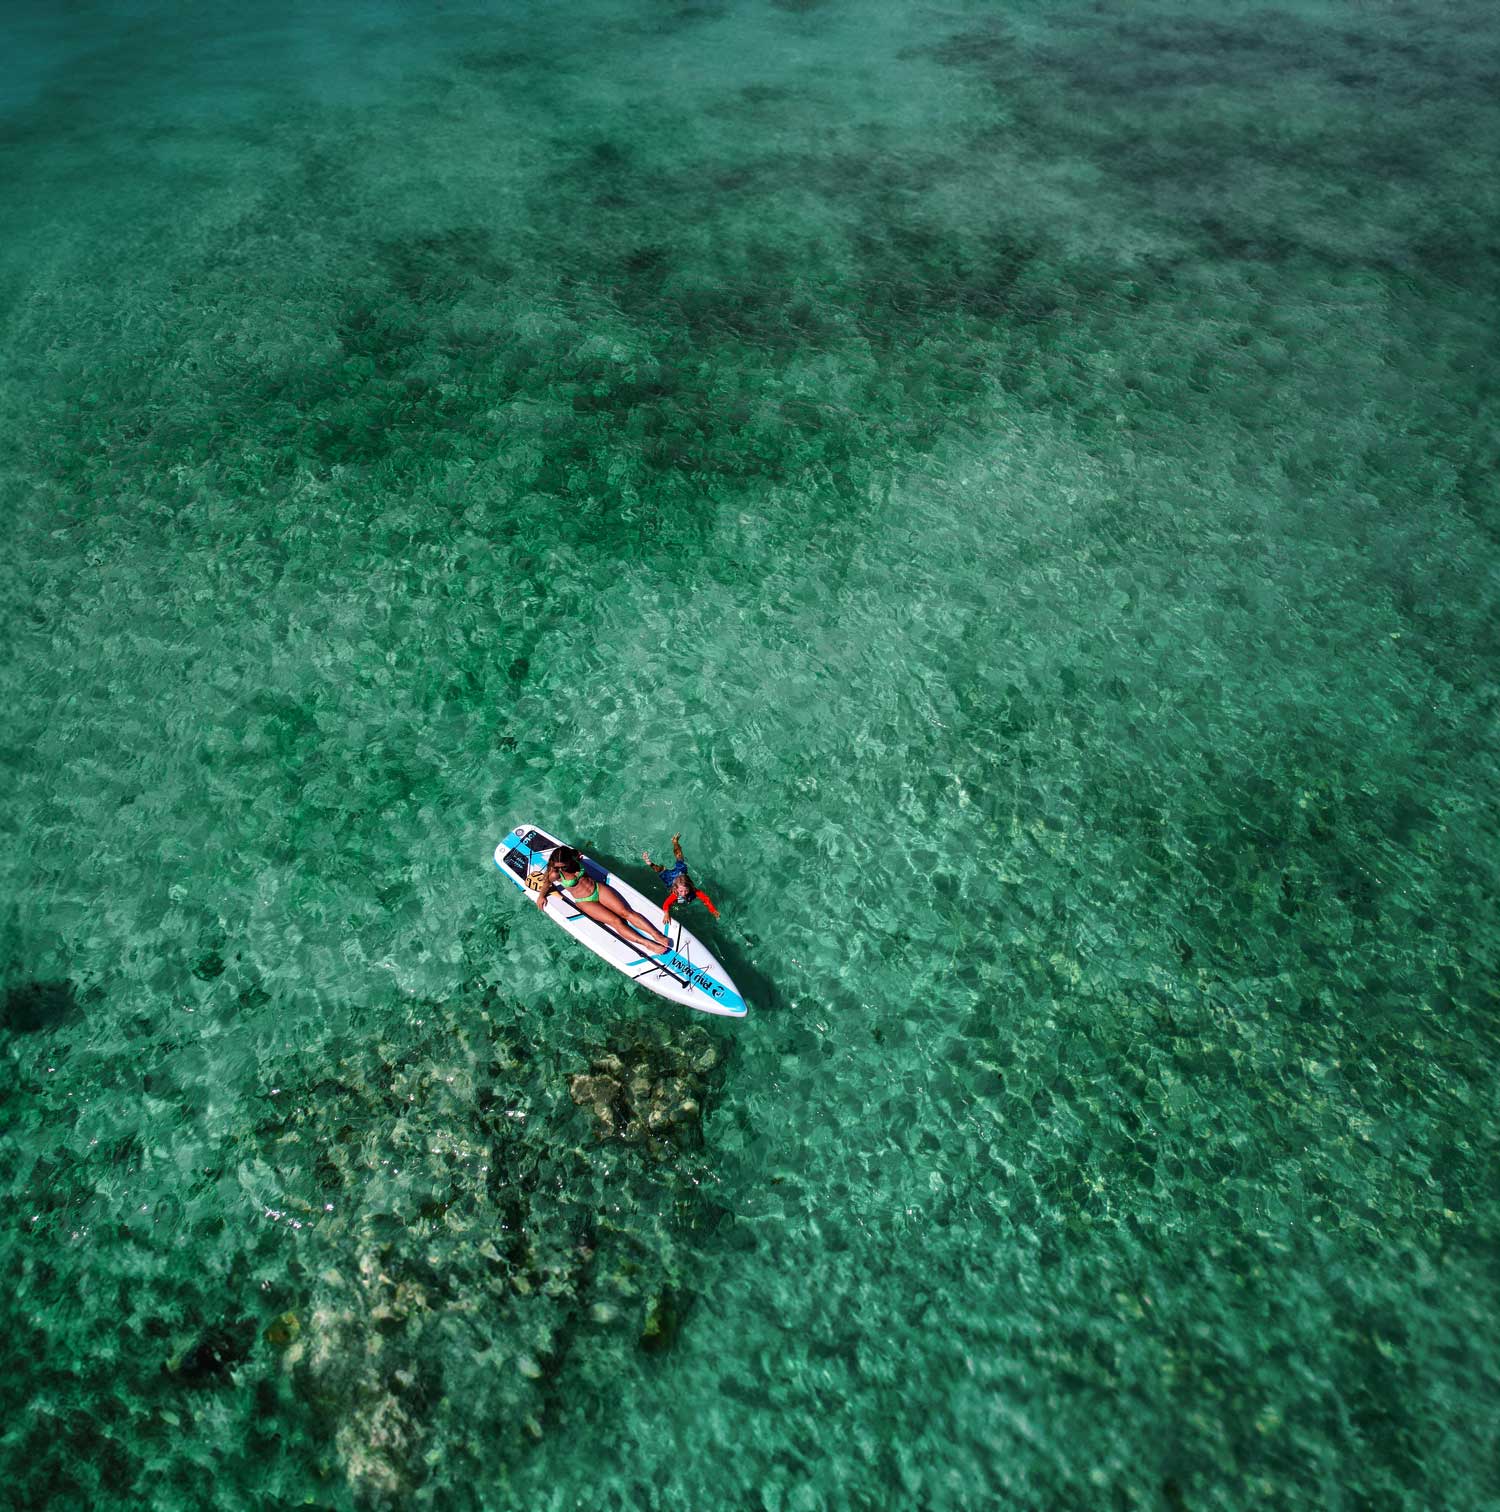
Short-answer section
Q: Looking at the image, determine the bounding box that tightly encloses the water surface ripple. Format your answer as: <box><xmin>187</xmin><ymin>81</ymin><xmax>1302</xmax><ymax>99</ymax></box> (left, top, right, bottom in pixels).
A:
<box><xmin>2</xmin><ymin>1</ymin><xmax>1497</xmax><ymax>1507</ymax></box>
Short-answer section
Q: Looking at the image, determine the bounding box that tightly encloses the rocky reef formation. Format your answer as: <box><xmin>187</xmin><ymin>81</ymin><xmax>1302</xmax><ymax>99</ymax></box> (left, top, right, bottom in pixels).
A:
<box><xmin>568</xmin><ymin>1020</ymin><xmax>719</xmax><ymax>1156</ymax></box>
<box><xmin>1</xmin><ymin>975</ymin><xmax>731</xmax><ymax>1510</ymax></box>
<box><xmin>242</xmin><ymin>991</ymin><xmax>728</xmax><ymax>1505</ymax></box>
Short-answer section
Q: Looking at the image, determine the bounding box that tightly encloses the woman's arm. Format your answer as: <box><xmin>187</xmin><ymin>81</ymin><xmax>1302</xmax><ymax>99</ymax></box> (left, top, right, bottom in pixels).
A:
<box><xmin>535</xmin><ymin>867</ymin><xmax>555</xmax><ymax>908</ymax></box>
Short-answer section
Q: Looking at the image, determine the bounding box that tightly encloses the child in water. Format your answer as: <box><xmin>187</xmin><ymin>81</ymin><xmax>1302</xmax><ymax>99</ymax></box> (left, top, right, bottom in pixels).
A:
<box><xmin>642</xmin><ymin>833</ymin><xmax>720</xmax><ymax>929</ymax></box>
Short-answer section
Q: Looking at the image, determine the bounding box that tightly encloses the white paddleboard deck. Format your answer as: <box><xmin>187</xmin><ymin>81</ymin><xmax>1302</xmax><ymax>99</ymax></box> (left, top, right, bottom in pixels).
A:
<box><xmin>494</xmin><ymin>824</ymin><xmax>747</xmax><ymax>1018</ymax></box>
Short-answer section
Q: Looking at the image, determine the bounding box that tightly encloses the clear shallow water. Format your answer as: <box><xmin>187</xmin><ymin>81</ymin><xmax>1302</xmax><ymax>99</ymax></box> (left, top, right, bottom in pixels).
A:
<box><xmin>2</xmin><ymin>0</ymin><xmax>1498</xmax><ymax>1507</ymax></box>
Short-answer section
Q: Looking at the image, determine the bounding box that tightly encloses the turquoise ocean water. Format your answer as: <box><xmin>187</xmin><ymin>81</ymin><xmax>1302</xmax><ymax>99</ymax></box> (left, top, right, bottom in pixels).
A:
<box><xmin>3</xmin><ymin>1</ymin><xmax>1498</xmax><ymax>1506</ymax></box>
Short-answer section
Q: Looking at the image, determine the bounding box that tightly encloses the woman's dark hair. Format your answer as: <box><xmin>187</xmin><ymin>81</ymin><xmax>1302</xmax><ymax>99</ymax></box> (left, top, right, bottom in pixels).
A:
<box><xmin>551</xmin><ymin>845</ymin><xmax>583</xmax><ymax>873</ymax></box>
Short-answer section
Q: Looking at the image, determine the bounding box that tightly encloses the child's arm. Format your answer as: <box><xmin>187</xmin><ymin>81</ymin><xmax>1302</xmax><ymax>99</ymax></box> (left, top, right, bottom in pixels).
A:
<box><xmin>671</xmin><ymin>833</ymin><xmax>685</xmax><ymax>862</ymax></box>
<box><xmin>641</xmin><ymin>851</ymin><xmax>664</xmax><ymax>874</ymax></box>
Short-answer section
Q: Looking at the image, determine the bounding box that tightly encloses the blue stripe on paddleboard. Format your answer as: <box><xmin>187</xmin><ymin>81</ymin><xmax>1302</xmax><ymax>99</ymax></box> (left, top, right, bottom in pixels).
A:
<box><xmin>655</xmin><ymin>947</ymin><xmax>745</xmax><ymax>1015</ymax></box>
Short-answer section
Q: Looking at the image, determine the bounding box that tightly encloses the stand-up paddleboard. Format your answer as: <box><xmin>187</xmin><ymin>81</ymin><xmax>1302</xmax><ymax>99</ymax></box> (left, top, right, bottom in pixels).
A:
<box><xmin>494</xmin><ymin>824</ymin><xmax>747</xmax><ymax>1018</ymax></box>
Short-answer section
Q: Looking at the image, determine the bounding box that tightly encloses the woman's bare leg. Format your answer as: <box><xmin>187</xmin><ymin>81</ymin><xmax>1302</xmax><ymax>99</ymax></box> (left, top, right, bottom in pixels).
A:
<box><xmin>576</xmin><ymin>898</ymin><xmax>670</xmax><ymax>952</ymax></box>
<box><xmin>592</xmin><ymin>885</ymin><xmax>671</xmax><ymax>952</ymax></box>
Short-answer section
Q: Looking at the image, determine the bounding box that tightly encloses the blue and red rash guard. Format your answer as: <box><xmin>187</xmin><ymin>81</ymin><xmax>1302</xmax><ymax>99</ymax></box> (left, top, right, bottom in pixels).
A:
<box><xmin>663</xmin><ymin>888</ymin><xmax>718</xmax><ymax>921</ymax></box>
<box><xmin>661</xmin><ymin>863</ymin><xmax>719</xmax><ymax>921</ymax></box>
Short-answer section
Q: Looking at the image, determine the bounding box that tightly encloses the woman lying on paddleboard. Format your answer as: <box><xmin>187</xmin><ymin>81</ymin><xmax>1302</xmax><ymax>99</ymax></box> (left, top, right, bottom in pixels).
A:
<box><xmin>534</xmin><ymin>845</ymin><xmax>672</xmax><ymax>953</ymax></box>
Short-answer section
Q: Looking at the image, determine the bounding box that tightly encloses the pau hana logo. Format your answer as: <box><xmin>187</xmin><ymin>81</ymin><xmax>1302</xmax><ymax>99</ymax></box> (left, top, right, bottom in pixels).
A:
<box><xmin>668</xmin><ymin>953</ymin><xmax>725</xmax><ymax>1000</ymax></box>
